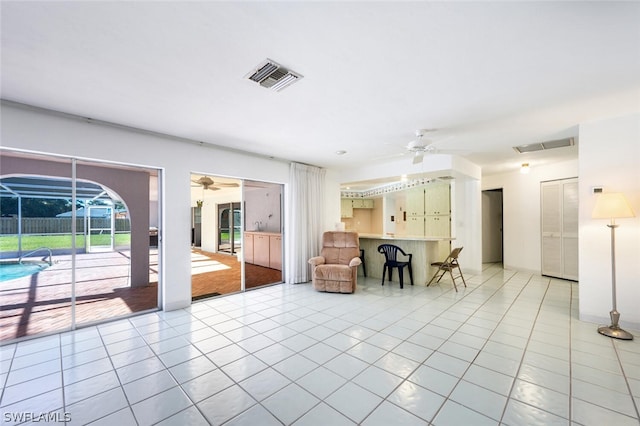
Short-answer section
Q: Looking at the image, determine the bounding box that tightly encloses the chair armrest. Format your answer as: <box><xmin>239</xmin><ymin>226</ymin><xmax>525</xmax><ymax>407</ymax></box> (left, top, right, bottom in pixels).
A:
<box><xmin>349</xmin><ymin>257</ymin><xmax>362</xmax><ymax>268</ymax></box>
<box><xmin>308</xmin><ymin>256</ymin><xmax>326</xmax><ymax>267</ymax></box>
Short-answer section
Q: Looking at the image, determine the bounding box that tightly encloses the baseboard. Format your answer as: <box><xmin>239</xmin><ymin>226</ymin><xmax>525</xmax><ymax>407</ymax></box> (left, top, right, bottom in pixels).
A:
<box><xmin>580</xmin><ymin>313</ymin><xmax>640</xmax><ymax>334</ymax></box>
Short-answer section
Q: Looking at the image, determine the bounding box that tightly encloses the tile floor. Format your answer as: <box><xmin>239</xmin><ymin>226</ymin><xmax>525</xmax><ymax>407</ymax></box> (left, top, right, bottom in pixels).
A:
<box><xmin>1</xmin><ymin>264</ymin><xmax>639</xmax><ymax>425</ymax></box>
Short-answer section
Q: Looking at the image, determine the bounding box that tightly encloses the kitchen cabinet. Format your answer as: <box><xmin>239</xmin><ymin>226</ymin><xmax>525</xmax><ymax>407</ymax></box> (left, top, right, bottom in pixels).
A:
<box><xmin>423</xmin><ymin>184</ymin><xmax>450</xmax><ymax>237</ymax></box>
<box><xmin>342</xmin><ymin>198</ymin><xmax>374</xmax><ymax>217</ymax></box>
<box><xmin>425</xmin><ymin>215</ymin><xmax>450</xmax><ymax>237</ymax></box>
<box><xmin>243</xmin><ymin>233</ymin><xmax>254</xmax><ymax>264</ymax></box>
<box><xmin>351</xmin><ymin>199</ymin><xmax>374</xmax><ymax>209</ymax></box>
<box><xmin>269</xmin><ymin>235</ymin><xmax>282</xmax><ymax>270</ymax></box>
<box><xmin>406</xmin><ymin>216</ymin><xmax>425</xmax><ymax>236</ymax></box>
<box><xmin>425</xmin><ymin>184</ymin><xmax>450</xmax><ymax>215</ymax></box>
<box><xmin>341</xmin><ymin>199</ymin><xmax>353</xmax><ymax>218</ymax></box>
<box><xmin>243</xmin><ymin>232</ymin><xmax>282</xmax><ymax>270</ymax></box>
<box><xmin>253</xmin><ymin>234</ymin><xmax>270</xmax><ymax>268</ymax></box>
<box><xmin>406</xmin><ymin>188</ymin><xmax>425</xmax><ymax>216</ymax></box>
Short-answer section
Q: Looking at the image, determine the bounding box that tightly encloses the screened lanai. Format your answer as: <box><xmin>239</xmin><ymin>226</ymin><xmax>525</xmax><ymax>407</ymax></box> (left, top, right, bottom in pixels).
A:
<box><xmin>0</xmin><ymin>150</ymin><xmax>160</xmax><ymax>342</ymax></box>
<box><xmin>0</xmin><ymin>175</ymin><xmax>120</xmax><ymax>256</ymax></box>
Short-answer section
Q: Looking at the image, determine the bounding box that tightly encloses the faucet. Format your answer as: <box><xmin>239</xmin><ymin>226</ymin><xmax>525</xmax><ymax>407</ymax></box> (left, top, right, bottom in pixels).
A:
<box><xmin>254</xmin><ymin>221</ymin><xmax>261</xmax><ymax>231</ymax></box>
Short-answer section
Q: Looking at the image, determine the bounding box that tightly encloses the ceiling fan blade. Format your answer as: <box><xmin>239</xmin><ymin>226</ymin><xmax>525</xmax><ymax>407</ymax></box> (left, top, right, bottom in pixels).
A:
<box><xmin>196</xmin><ymin>177</ymin><xmax>214</xmax><ymax>186</ymax></box>
<box><xmin>214</xmin><ymin>183</ymin><xmax>239</xmax><ymax>187</ymax></box>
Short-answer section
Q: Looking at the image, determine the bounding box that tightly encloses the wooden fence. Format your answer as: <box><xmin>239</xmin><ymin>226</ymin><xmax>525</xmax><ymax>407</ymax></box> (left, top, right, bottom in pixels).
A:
<box><xmin>0</xmin><ymin>218</ymin><xmax>131</xmax><ymax>234</ymax></box>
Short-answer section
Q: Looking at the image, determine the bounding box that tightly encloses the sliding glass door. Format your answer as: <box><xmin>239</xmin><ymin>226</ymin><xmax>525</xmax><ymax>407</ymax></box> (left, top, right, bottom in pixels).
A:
<box><xmin>218</xmin><ymin>202</ymin><xmax>241</xmax><ymax>255</ymax></box>
<box><xmin>243</xmin><ymin>180</ymin><xmax>283</xmax><ymax>289</ymax></box>
<box><xmin>0</xmin><ymin>151</ymin><xmax>73</xmax><ymax>340</ymax></box>
<box><xmin>0</xmin><ymin>149</ymin><xmax>161</xmax><ymax>342</ymax></box>
<box><xmin>190</xmin><ymin>174</ymin><xmax>242</xmax><ymax>299</ymax></box>
<box><xmin>190</xmin><ymin>174</ymin><xmax>283</xmax><ymax>300</ymax></box>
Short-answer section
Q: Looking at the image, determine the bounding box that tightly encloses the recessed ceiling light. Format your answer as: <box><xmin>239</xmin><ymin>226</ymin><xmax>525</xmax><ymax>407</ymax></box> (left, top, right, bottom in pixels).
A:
<box><xmin>336</xmin><ymin>150</ymin><xmax>347</xmax><ymax>155</ymax></box>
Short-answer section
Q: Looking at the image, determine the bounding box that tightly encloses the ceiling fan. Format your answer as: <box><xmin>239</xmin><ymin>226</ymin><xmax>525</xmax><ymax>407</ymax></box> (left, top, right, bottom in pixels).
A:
<box><xmin>191</xmin><ymin>176</ymin><xmax>239</xmax><ymax>191</ymax></box>
<box><xmin>406</xmin><ymin>129</ymin><xmax>442</xmax><ymax>164</ymax></box>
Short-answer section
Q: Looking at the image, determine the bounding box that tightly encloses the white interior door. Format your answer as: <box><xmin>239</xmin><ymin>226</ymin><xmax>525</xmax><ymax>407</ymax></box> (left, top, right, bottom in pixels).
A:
<box><xmin>541</xmin><ymin>178</ymin><xmax>578</xmax><ymax>280</ymax></box>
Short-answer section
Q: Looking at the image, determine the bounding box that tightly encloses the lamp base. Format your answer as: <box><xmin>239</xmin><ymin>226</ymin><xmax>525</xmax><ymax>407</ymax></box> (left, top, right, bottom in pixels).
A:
<box><xmin>598</xmin><ymin>325</ymin><xmax>634</xmax><ymax>340</ymax></box>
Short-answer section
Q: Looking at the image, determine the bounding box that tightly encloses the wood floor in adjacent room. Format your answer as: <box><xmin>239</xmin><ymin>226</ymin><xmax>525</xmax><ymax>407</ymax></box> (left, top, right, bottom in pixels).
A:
<box><xmin>1</xmin><ymin>249</ymin><xmax>282</xmax><ymax>342</ymax></box>
<box><xmin>191</xmin><ymin>249</ymin><xmax>282</xmax><ymax>300</ymax></box>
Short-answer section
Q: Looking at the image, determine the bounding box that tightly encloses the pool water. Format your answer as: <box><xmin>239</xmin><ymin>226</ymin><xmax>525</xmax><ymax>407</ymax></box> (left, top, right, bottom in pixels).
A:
<box><xmin>0</xmin><ymin>261</ymin><xmax>50</xmax><ymax>282</ymax></box>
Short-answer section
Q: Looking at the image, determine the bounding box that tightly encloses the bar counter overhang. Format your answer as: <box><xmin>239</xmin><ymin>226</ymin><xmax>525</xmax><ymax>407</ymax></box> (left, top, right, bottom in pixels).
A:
<box><xmin>358</xmin><ymin>233</ymin><xmax>454</xmax><ymax>285</ymax></box>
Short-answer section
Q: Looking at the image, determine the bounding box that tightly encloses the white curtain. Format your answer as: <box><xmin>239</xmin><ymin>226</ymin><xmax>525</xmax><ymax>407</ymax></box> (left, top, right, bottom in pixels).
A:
<box><xmin>286</xmin><ymin>162</ymin><xmax>325</xmax><ymax>283</ymax></box>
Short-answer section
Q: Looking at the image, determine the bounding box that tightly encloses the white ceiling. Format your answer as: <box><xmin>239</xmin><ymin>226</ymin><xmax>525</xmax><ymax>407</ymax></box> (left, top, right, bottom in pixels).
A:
<box><xmin>2</xmin><ymin>2</ymin><xmax>639</xmax><ymax>176</ymax></box>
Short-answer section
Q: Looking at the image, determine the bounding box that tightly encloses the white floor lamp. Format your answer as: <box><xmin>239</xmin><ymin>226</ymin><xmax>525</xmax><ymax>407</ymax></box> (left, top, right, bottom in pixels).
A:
<box><xmin>592</xmin><ymin>192</ymin><xmax>636</xmax><ymax>340</ymax></box>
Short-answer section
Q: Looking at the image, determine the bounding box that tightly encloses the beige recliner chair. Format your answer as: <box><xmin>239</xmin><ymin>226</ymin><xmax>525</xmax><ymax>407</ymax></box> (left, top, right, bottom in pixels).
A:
<box><xmin>308</xmin><ymin>231</ymin><xmax>361</xmax><ymax>293</ymax></box>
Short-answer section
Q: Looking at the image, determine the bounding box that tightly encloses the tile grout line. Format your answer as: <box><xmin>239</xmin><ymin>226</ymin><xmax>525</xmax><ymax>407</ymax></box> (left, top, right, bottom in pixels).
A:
<box><xmin>610</xmin><ymin>339</ymin><xmax>640</xmax><ymax>421</ymax></box>
<box><xmin>4</xmin><ymin>271</ymin><xmax>639</xmax><ymax>425</ymax></box>
<box><xmin>0</xmin><ymin>343</ymin><xmax>17</xmax><ymax>407</ymax></box>
<box><xmin>189</xmin><ymin>274</ymin><xmax>474</xmax><ymax>425</ymax></box>
<box><xmin>89</xmin><ymin>321</ymin><xmax>140</xmax><ymax>425</ymax></box>
<box><xmin>346</xmin><ymin>264</ymin><xmax>518</xmax><ymax>424</ymax></box>
<box><xmin>342</xmin><ymin>267</ymin><xmax>509</xmax><ymax>424</ymax></box>
<box><xmin>425</xmin><ymin>270</ymin><xmax>535</xmax><ymax>424</ymax></box>
<box><xmin>496</xmin><ymin>275</ymin><xmax>568</xmax><ymax>424</ymax></box>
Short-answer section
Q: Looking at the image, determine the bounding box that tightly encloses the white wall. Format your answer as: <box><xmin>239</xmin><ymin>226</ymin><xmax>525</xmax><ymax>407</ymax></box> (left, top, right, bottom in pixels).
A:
<box><xmin>200</xmin><ymin>189</ymin><xmax>241</xmax><ymax>254</ymax></box>
<box><xmin>482</xmin><ymin>159</ymin><xmax>579</xmax><ymax>273</ymax></box>
<box><xmin>1</xmin><ymin>102</ymin><xmax>290</xmax><ymax>311</ymax></box>
<box><xmin>245</xmin><ymin>185</ymin><xmax>282</xmax><ymax>233</ymax></box>
<box><xmin>453</xmin><ymin>177</ymin><xmax>482</xmax><ymax>274</ymax></box>
<box><xmin>578</xmin><ymin>113</ymin><xmax>640</xmax><ymax>330</ymax></box>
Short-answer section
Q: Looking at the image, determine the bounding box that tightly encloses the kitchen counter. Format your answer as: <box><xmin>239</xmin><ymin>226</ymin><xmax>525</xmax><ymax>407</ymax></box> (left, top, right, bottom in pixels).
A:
<box><xmin>358</xmin><ymin>233</ymin><xmax>454</xmax><ymax>242</ymax></box>
<box><xmin>358</xmin><ymin>234</ymin><xmax>453</xmax><ymax>285</ymax></box>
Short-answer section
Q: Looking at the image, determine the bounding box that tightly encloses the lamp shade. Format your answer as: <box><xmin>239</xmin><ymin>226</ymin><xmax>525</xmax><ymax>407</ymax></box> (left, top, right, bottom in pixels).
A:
<box><xmin>592</xmin><ymin>193</ymin><xmax>636</xmax><ymax>219</ymax></box>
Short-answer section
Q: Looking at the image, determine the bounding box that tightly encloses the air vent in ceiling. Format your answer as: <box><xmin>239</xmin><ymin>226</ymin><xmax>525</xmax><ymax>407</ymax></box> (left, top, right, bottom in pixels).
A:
<box><xmin>246</xmin><ymin>59</ymin><xmax>302</xmax><ymax>92</ymax></box>
<box><xmin>513</xmin><ymin>137</ymin><xmax>575</xmax><ymax>154</ymax></box>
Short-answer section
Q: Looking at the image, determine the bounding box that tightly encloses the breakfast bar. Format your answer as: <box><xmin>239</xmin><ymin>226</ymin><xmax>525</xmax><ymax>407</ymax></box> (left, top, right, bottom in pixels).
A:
<box><xmin>358</xmin><ymin>234</ymin><xmax>454</xmax><ymax>286</ymax></box>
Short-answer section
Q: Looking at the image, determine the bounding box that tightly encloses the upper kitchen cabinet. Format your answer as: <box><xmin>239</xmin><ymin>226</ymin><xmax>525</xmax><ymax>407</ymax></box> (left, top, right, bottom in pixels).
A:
<box><xmin>341</xmin><ymin>198</ymin><xmax>374</xmax><ymax>218</ymax></box>
<box><xmin>424</xmin><ymin>184</ymin><xmax>451</xmax><ymax>237</ymax></box>
<box><xmin>425</xmin><ymin>184</ymin><xmax>450</xmax><ymax>216</ymax></box>
<box><xmin>351</xmin><ymin>198</ymin><xmax>374</xmax><ymax>209</ymax></box>
<box><xmin>406</xmin><ymin>188</ymin><xmax>425</xmax><ymax>217</ymax></box>
<box><xmin>341</xmin><ymin>198</ymin><xmax>354</xmax><ymax>218</ymax></box>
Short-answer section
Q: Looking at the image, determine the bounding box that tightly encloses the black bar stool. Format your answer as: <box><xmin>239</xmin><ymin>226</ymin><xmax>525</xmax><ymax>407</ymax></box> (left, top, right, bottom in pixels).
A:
<box><xmin>359</xmin><ymin>249</ymin><xmax>367</xmax><ymax>277</ymax></box>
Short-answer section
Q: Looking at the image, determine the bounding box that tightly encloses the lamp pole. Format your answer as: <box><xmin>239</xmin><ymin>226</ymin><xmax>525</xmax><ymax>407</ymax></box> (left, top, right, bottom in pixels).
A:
<box><xmin>598</xmin><ymin>220</ymin><xmax>633</xmax><ymax>340</ymax></box>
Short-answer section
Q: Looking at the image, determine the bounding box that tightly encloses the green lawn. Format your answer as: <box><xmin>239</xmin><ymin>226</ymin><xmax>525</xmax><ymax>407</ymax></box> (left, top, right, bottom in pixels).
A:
<box><xmin>0</xmin><ymin>233</ymin><xmax>131</xmax><ymax>251</ymax></box>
